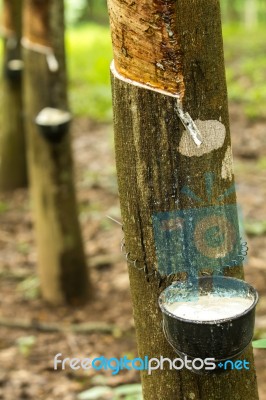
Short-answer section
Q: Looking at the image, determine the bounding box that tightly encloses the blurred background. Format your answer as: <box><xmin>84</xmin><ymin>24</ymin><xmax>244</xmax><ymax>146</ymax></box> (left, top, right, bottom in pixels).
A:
<box><xmin>0</xmin><ymin>0</ymin><xmax>265</xmax><ymax>399</ymax></box>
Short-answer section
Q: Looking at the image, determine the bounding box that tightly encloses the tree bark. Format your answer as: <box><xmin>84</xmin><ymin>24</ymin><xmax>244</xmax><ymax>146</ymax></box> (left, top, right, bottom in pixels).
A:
<box><xmin>23</xmin><ymin>0</ymin><xmax>91</xmax><ymax>305</ymax></box>
<box><xmin>0</xmin><ymin>0</ymin><xmax>27</xmax><ymax>191</ymax></box>
<box><xmin>108</xmin><ymin>0</ymin><xmax>259</xmax><ymax>399</ymax></box>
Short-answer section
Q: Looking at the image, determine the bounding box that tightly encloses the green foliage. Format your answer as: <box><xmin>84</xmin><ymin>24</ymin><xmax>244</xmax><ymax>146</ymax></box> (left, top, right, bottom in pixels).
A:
<box><xmin>77</xmin><ymin>386</ymin><xmax>113</xmax><ymax>400</ymax></box>
<box><xmin>252</xmin><ymin>339</ymin><xmax>266</xmax><ymax>349</ymax></box>
<box><xmin>220</xmin><ymin>0</ymin><xmax>266</xmax><ymax>24</ymax></box>
<box><xmin>16</xmin><ymin>335</ymin><xmax>36</xmax><ymax>356</ymax></box>
<box><xmin>16</xmin><ymin>242</ymin><xmax>31</xmax><ymax>255</ymax></box>
<box><xmin>258</xmin><ymin>157</ymin><xmax>266</xmax><ymax>169</ymax></box>
<box><xmin>66</xmin><ymin>23</ymin><xmax>113</xmax><ymax>121</ymax></box>
<box><xmin>245</xmin><ymin>220</ymin><xmax>266</xmax><ymax>237</ymax></box>
<box><xmin>0</xmin><ymin>200</ymin><xmax>9</xmax><ymax>213</ymax></box>
<box><xmin>223</xmin><ymin>24</ymin><xmax>266</xmax><ymax>119</ymax></box>
<box><xmin>77</xmin><ymin>384</ymin><xmax>142</xmax><ymax>400</ymax></box>
<box><xmin>65</xmin><ymin>0</ymin><xmax>87</xmax><ymax>26</ymax></box>
<box><xmin>17</xmin><ymin>275</ymin><xmax>40</xmax><ymax>300</ymax></box>
<box><xmin>65</xmin><ymin>0</ymin><xmax>108</xmax><ymax>26</ymax></box>
<box><xmin>114</xmin><ymin>384</ymin><xmax>142</xmax><ymax>399</ymax></box>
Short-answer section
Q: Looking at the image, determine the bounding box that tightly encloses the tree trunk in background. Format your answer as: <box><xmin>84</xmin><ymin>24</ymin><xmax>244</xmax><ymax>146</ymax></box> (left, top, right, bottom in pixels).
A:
<box><xmin>0</xmin><ymin>0</ymin><xmax>27</xmax><ymax>191</ymax></box>
<box><xmin>86</xmin><ymin>0</ymin><xmax>94</xmax><ymax>20</ymax></box>
<box><xmin>108</xmin><ymin>0</ymin><xmax>258</xmax><ymax>399</ymax></box>
<box><xmin>245</xmin><ymin>0</ymin><xmax>258</xmax><ymax>29</ymax></box>
<box><xmin>226</xmin><ymin>0</ymin><xmax>240</xmax><ymax>23</ymax></box>
<box><xmin>23</xmin><ymin>0</ymin><xmax>91</xmax><ymax>305</ymax></box>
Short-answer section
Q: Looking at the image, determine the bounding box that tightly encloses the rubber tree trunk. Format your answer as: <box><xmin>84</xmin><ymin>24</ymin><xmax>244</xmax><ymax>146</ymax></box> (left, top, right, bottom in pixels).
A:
<box><xmin>107</xmin><ymin>1</ymin><xmax>259</xmax><ymax>399</ymax></box>
<box><xmin>0</xmin><ymin>0</ymin><xmax>27</xmax><ymax>190</ymax></box>
<box><xmin>22</xmin><ymin>0</ymin><xmax>90</xmax><ymax>305</ymax></box>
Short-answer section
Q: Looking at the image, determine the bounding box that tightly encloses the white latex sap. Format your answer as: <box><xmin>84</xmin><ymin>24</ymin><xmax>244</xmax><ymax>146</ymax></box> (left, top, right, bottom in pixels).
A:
<box><xmin>165</xmin><ymin>294</ymin><xmax>253</xmax><ymax>321</ymax></box>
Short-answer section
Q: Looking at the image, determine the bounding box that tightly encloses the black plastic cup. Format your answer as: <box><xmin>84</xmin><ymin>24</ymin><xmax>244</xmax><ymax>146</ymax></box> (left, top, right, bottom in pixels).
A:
<box><xmin>35</xmin><ymin>108</ymin><xmax>72</xmax><ymax>144</ymax></box>
<box><xmin>159</xmin><ymin>276</ymin><xmax>258</xmax><ymax>373</ymax></box>
<box><xmin>5</xmin><ymin>59</ymin><xmax>24</xmax><ymax>81</ymax></box>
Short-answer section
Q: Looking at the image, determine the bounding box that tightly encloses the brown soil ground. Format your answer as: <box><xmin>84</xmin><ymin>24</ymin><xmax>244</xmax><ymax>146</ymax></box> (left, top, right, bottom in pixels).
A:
<box><xmin>0</xmin><ymin>103</ymin><xmax>265</xmax><ymax>399</ymax></box>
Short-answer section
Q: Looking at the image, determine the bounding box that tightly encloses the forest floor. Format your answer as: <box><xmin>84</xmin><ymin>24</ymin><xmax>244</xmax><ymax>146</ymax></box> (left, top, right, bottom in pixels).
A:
<box><xmin>0</xmin><ymin>104</ymin><xmax>265</xmax><ymax>400</ymax></box>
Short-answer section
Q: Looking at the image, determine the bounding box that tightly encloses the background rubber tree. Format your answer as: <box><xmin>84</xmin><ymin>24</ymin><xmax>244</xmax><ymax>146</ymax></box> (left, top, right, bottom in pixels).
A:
<box><xmin>107</xmin><ymin>0</ymin><xmax>259</xmax><ymax>399</ymax></box>
<box><xmin>22</xmin><ymin>0</ymin><xmax>91</xmax><ymax>305</ymax></box>
<box><xmin>244</xmin><ymin>0</ymin><xmax>258</xmax><ymax>29</ymax></box>
<box><xmin>0</xmin><ymin>0</ymin><xmax>27</xmax><ymax>191</ymax></box>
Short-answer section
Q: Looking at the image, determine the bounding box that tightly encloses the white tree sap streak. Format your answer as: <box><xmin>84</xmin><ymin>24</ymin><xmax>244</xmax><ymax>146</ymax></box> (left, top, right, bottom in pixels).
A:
<box><xmin>178</xmin><ymin>119</ymin><xmax>226</xmax><ymax>157</ymax></box>
<box><xmin>110</xmin><ymin>60</ymin><xmax>202</xmax><ymax>147</ymax></box>
<box><xmin>21</xmin><ymin>37</ymin><xmax>59</xmax><ymax>72</ymax></box>
<box><xmin>175</xmin><ymin>101</ymin><xmax>202</xmax><ymax>146</ymax></box>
